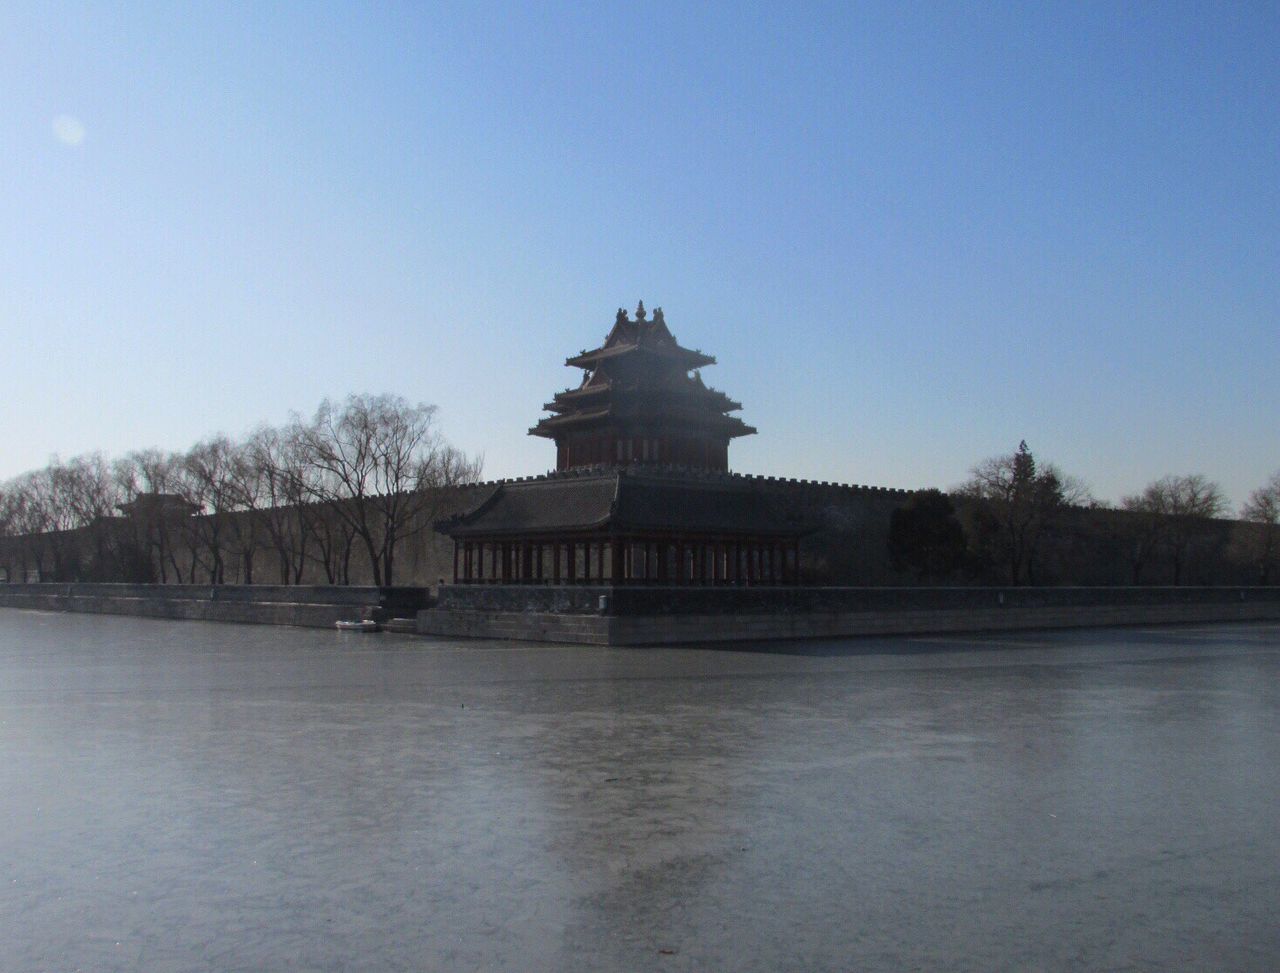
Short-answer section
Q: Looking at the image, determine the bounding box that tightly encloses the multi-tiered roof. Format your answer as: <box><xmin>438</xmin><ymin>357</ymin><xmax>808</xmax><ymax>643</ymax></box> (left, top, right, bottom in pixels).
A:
<box><xmin>438</xmin><ymin>304</ymin><xmax>809</xmax><ymax>587</ymax></box>
<box><xmin>529</xmin><ymin>302</ymin><xmax>756</xmax><ymax>471</ymax></box>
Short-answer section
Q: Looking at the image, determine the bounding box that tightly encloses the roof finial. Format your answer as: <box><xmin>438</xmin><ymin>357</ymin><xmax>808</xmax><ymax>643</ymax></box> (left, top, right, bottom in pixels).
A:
<box><xmin>616</xmin><ymin>307</ymin><xmax>628</xmax><ymax>324</ymax></box>
<box><xmin>635</xmin><ymin>300</ymin><xmax>646</xmax><ymax>321</ymax></box>
<box><xmin>653</xmin><ymin>306</ymin><xmax>664</xmax><ymax>325</ymax></box>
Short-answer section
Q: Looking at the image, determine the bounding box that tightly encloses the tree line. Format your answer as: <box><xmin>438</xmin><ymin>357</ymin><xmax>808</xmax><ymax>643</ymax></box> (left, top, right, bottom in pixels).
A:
<box><xmin>0</xmin><ymin>394</ymin><xmax>482</xmax><ymax>587</ymax></box>
<box><xmin>4</xmin><ymin>425</ymin><xmax>1276</xmax><ymax>589</ymax></box>
<box><xmin>889</xmin><ymin>442</ymin><xmax>1280</xmax><ymax>586</ymax></box>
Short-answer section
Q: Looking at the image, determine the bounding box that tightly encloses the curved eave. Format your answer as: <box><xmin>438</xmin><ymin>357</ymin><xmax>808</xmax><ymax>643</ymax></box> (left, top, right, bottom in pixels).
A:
<box><xmin>529</xmin><ymin>410</ymin><xmax>757</xmax><ymax>439</ymax></box>
<box><xmin>543</xmin><ymin>385</ymin><xmax>740</xmax><ymax>415</ymax></box>
<box><xmin>566</xmin><ymin>344</ymin><xmax>715</xmax><ymax>370</ymax></box>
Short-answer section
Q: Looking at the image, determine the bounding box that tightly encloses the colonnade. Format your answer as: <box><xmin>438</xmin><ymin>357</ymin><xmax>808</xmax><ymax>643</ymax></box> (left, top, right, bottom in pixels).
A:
<box><xmin>452</xmin><ymin>535</ymin><xmax>801</xmax><ymax>586</ymax></box>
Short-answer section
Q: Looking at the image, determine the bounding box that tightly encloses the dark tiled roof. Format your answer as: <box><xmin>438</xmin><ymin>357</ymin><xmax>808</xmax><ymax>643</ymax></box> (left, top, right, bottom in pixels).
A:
<box><xmin>439</xmin><ymin>471</ymin><xmax>811</xmax><ymax>538</ymax></box>
<box><xmin>441</xmin><ymin>477</ymin><xmax>618</xmax><ymax>535</ymax></box>
<box><xmin>613</xmin><ymin>476</ymin><xmax>803</xmax><ymax>534</ymax></box>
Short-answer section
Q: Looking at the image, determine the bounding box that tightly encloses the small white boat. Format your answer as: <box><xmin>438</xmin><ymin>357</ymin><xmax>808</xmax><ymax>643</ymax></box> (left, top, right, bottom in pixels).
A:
<box><xmin>335</xmin><ymin>619</ymin><xmax>380</xmax><ymax>633</ymax></box>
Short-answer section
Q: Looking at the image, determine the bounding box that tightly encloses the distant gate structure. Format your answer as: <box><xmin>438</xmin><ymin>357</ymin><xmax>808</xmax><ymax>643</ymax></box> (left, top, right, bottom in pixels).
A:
<box><xmin>438</xmin><ymin>303</ymin><xmax>810</xmax><ymax>586</ymax></box>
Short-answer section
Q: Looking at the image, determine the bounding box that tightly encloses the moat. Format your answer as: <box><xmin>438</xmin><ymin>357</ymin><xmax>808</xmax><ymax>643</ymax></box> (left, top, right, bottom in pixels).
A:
<box><xmin>3</xmin><ymin>611</ymin><xmax>1278</xmax><ymax>971</ymax></box>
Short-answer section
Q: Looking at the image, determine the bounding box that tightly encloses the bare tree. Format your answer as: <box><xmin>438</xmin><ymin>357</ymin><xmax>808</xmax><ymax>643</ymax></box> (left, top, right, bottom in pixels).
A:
<box><xmin>1</xmin><ymin>474</ymin><xmax>46</xmax><ymax>580</ymax></box>
<box><xmin>182</xmin><ymin>437</ymin><xmax>252</xmax><ymax>584</ymax></box>
<box><xmin>1121</xmin><ymin>474</ymin><xmax>1227</xmax><ymax>585</ymax></box>
<box><xmin>244</xmin><ymin>425</ymin><xmax>312</xmax><ymax>584</ymax></box>
<box><xmin>16</xmin><ymin>465</ymin><xmax>84</xmax><ymax>580</ymax></box>
<box><xmin>54</xmin><ymin>454</ymin><xmax>123</xmax><ymax>580</ymax></box>
<box><xmin>956</xmin><ymin>441</ymin><xmax>1091</xmax><ymax>585</ymax></box>
<box><xmin>1240</xmin><ymin>472</ymin><xmax>1280</xmax><ymax>584</ymax></box>
<box><xmin>0</xmin><ymin>483</ymin><xmax>15</xmax><ymax>581</ymax></box>
<box><xmin>302</xmin><ymin>499</ymin><xmax>358</xmax><ymax>584</ymax></box>
<box><xmin>0</xmin><ymin>484</ymin><xmax>13</xmax><ymax>539</ymax></box>
<box><xmin>114</xmin><ymin>450</ymin><xmax>190</xmax><ymax>582</ymax></box>
<box><xmin>293</xmin><ymin>394</ymin><xmax>481</xmax><ymax>585</ymax></box>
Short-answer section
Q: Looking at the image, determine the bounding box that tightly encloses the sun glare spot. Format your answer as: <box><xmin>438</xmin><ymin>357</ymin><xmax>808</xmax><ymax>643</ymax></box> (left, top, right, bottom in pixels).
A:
<box><xmin>52</xmin><ymin>114</ymin><xmax>86</xmax><ymax>147</ymax></box>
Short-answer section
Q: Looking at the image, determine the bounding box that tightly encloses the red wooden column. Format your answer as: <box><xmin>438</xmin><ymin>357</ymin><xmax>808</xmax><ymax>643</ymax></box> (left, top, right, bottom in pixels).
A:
<box><xmin>567</xmin><ymin>541</ymin><xmax>577</xmax><ymax>584</ymax></box>
<box><xmin>610</xmin><ymin>538</ymin><xmax>624</xmax><ymax>583</ymax></box>
<box><xmin>553</xmin><ymin>542</ymin><xmax>562</xmax><ymax>583</ymax></box>
<box><xmin>452</xmin><ymin>541</ymin><xmax>459</xmax><ymax>583</ymax></box>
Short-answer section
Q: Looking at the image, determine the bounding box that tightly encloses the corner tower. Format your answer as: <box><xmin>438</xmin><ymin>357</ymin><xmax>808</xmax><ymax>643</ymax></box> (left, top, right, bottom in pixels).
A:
<box><xmin>529</xmin><ymin>303</ymin><xmax>756</xmax><ymax>471</ymax></box>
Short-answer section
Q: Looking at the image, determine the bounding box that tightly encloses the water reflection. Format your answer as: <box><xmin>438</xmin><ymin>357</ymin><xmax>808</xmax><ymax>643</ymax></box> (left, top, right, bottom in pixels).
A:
<box><xmin>1</xmin><ymin>612</ymin><xmax>1278</xmax><ymax>970</ymax></box>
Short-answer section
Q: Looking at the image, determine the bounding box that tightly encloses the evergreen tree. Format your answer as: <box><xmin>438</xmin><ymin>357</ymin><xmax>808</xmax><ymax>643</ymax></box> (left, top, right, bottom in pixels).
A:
<box><xmin>888</xmin><ymin>489</ymin><xmax>967</xmax><ymax>581</ymax></box>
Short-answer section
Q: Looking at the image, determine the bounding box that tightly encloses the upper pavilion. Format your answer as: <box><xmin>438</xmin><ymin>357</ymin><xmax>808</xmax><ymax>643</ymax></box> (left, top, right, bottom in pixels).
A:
<box><xmin>529</xmin><ymin>302</ymin><xmax>756</xmax><ymax>472</ymax></box>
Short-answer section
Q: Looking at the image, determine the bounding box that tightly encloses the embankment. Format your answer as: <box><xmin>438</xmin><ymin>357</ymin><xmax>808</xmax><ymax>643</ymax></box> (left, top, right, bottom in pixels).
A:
<box><xmin>0</xmin><ymin>583</ymin><xmax>428</xmax><ymax>629</ymax></box>
<box><xmin>419</xmin><ymin>584</ymin><xmax>1280</xmax><ymax>645</ymax></box>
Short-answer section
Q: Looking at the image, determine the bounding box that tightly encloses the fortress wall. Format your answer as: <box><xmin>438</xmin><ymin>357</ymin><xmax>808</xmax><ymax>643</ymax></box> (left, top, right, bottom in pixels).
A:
<box><xmin>4</xmin><ymin>578</ymin><xmax>1275</xmax><ymax>643</ymax></box>
<box><xmin>1</xmin><ymin>475</ymin><xmax>1269</xmax><ymax>589</ymax></box>
<box><xmin>418</xmin><ymin>585</ymin><xmax>1280</xmax><ymax>645</ymax></box>
<box><xmin>0</xmin><ymin>583</ymin><xmax>428</xmax><ymax>628</ymax></box>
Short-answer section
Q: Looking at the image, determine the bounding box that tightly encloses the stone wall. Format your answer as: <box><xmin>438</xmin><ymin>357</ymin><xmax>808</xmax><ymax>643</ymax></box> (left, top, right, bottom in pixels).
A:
<box><xmin>0</xmin><ymin>583</ymin><xmax>429</xmax><ymax>629</ymax></box>
<box><xmin>437</xmin><ymin>582</ymin><xmax>1280</xmax><ymax>615</ymax></box>
<box><xmin>0</xmin><ymin>473</ymin><xmax>1269</xmax><ymax>588</ymax></box>
<box><xmin>419</xmin><ymin>584</ymin><xmax>1280</xmax><ymax>645</ymax></box>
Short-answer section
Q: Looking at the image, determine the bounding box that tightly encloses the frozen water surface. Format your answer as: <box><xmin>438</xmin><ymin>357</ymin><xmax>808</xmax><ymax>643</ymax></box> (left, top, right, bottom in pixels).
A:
<box><xmin>2</xmin><ymin>610</ymin><xmax>1279</xmax><ymax>972</ymax></box>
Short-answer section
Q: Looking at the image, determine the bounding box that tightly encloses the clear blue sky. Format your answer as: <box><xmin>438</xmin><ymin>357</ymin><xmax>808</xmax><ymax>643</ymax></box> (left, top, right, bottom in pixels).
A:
<box><xmin>2</xmin><ymin>2</ymin><xmax>1276</xmax><ymax>507</ymax></box>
